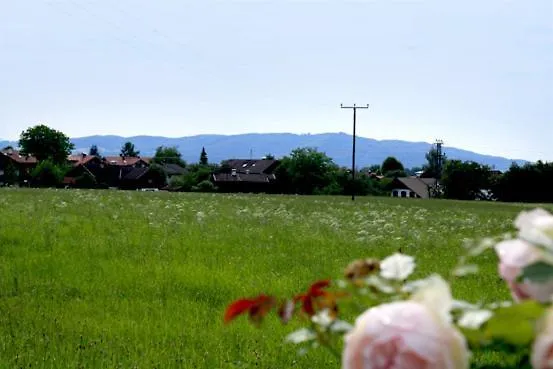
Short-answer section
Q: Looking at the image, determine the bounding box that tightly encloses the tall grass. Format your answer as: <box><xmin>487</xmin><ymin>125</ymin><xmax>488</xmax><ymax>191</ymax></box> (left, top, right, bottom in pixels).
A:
<box><xmin>0</xmin><ymin>189</ymin><xmax>549</xmax><ymax>368</ymax></box>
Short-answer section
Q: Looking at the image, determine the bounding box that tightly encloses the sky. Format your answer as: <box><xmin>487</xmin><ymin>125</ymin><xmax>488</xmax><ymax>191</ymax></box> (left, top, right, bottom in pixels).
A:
<box><xmin>1</xmin><ymin>0</ymin><xmax>552</xmax><ymax>161</ymax></box>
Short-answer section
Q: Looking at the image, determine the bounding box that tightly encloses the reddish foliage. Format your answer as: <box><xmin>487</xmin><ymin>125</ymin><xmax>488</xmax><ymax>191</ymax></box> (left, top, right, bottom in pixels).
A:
<box><xmin>294</xmin><ymin>280</ymin><xmax>332</xmax><ymax>316</ymax></box>
<box><xmin>224</xmin><ymin>294</ymin><xmax>276</xmax><ymax>324</ymax></box>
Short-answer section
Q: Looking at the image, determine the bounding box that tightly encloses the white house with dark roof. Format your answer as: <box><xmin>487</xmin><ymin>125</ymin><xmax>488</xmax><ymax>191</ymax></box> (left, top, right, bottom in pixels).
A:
<box><xmin>389</xmin><ymin>177</ymin><xmax>438</xmax><ymax>199</ymax></box>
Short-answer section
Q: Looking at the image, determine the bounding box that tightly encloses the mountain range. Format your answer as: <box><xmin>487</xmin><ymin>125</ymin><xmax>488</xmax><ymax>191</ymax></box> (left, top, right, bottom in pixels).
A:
<box><xmin>0</xmin><ymin>133</ymin><xmax>527</xmax><ymax>171</ymax></box>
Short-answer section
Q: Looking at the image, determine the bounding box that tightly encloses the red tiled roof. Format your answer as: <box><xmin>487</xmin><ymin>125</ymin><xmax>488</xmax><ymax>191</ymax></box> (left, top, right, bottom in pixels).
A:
<box><xmin>0</xmin><ymin>149</ymin><xmax>37</xmax><ymax>164</ymax></box>
<box><xmin>103</xmin><ymin>156</ymin><xmax>151</xmax><ymax>166</ymax></box>
<box><xmin>68</xmin><ymin>154</ymin><xmax>98</xmax><ymax>166</ymax></box>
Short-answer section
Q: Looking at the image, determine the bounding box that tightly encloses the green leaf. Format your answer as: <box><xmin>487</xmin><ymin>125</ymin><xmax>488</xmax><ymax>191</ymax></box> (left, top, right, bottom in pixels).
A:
<box><xmin>483</xmin><ymin>301</ymin><xmax>545</xmax><ymax>346</ymax></box>
<box><xmin>520</xmin><ymin>261</ymin><xmax>553</xmax><ymax>283</ymax></box>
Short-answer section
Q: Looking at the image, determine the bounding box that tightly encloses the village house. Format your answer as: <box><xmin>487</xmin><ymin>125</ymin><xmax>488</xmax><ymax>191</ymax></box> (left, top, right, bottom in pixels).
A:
<box><xmin>0</xmin><ymin>148</ymin><xmax>37</xmax><ymax>185</ymax></box>
<box><xmin>388</xmin><ymin>177</ymin><xmax>438</xmax><ymax>199</ymax></box>
<box><xmin>212</xmin><ymin>159</ymin><xmax>280</xmax><ymax>193</ymax></box>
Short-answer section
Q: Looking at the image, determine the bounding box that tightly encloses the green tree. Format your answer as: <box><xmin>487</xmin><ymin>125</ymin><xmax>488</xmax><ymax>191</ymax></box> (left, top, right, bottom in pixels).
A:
<box><xmin>381</xmin><ymin>157</ymin><xmax>405</xmax><ymax>177</ymax></box>
<box><xmin>264</xmin><ymin>153</ymin><xmax>275</xmax><ymax>160</ymax></box>
<box><xmin>151</xmin><ymin>146</ymin><xmax>186</xmax><ymax>167</ymax></box>
<box><xmin>172</xmin><ymin>163</ymin><xmax>218</xmax><ymax>191</ymax></box>
<box><xmin>120</xmin><ymin>141</ymin><xmax>139</xmax><ymax>157</ymax></box>
<box><xmin>3</xmin><ymin>160</ymin><xmax>18</xmax><ymax>185</ymax></box>
<box><xmin>30</xmin><ymin>159</ymin><xmax>67</xmax><ymax>187</ymax></box>
<box><xmin>441</xmin><ymin>160</ymin><xmax>492</xmax><ymax>200</ymax></box>
<box><xmin>492</xmin><ymin>161</ymin><xmax>553</xmax><ymax>203</ymax></box>
<box><xmin>19</xmin><ymin>124</ymin><xmax>75</xmax><ymax>164</ymax></box>
<box><xmin>199</xmin><ymin>147</ymin><xmax>208</xmax><ymax>165</ymax></box>
<box><xmin>192</xmin><ymin>179</ymin><xmax>217</xmax><ymax>192</ymax></box>
<box><xmin>275</xmin><ymin>147</ymin><xmax>338</xmax><ymax>195</ymax></box>
<box><xmin>89</xmin><ymin>145</ymin><xmax>100</xmax><ymax>156</ymax></box>
<box><xmin>422</xmin><ymin>148</ymin><xmax>447</xmax><ymax>178</ymax></box>
<box><xmin>368</xmin><ymin>164</ymin><xmax>382</xmax><ymax>174</ymax></box>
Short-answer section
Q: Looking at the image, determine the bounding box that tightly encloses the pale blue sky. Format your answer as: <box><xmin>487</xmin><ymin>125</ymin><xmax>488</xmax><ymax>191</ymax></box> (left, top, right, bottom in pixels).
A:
<box><xmin>1</xmin><ymin>0</ymin><xmax>551</xmax><ymax>161</ymax></box>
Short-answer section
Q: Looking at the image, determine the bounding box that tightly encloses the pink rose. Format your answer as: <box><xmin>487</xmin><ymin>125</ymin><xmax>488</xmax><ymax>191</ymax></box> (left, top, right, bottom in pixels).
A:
<box><xmin>495</xmin><ymin>239</ymin><xmax>553</xmax><ymax>303</ymax></box>
<box><xmin>342</xmin><ymin>301</ymin><xmax>468</xmax><ymax>369</ymax></box>
<box><xmin>532</xmin><ymin>308</ymin><xmax>553</xmax><ymax>369</ymax></box>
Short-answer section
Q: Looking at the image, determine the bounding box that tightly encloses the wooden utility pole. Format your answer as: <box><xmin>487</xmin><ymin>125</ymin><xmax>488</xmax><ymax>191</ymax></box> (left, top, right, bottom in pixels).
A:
<box><xmin>341</xmin><ymin>103</ymin><xmax>369</xmax><ymax>201</ymax></box>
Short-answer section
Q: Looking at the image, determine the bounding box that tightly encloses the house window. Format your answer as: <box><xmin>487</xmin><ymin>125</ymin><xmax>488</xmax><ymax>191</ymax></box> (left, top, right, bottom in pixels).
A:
<box><xmin>410</xmin><ymin>192</ymin><xmax>415</xmax><ymax>198</ymax></box>
<box><xmin>392</xmin><ymin>190</ymin><xmax>398</xmax><ymax>197</ymax></box>
<box><xmin>401</xmin><ymin>191</ymin><xmax>407</xmax><ymax>198</ymax></box>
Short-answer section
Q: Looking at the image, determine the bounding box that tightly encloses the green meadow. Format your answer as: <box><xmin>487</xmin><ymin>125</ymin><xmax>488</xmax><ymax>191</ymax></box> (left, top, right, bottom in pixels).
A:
<box><xmin>0</xmin><ymin>189</ymin><xmax>550</xmax><ymax>368</ymax></box>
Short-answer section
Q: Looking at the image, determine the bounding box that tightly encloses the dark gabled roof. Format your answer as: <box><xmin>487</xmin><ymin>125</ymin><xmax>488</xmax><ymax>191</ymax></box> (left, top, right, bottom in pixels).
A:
<box><xmin>390</xmin><ymin>177</ymin><xmax>437</xmax><ymax>199</ymax></box>
<box><xmin>222</xmin><ymin>159</ymin><xmax>279</xmax><ymax>174</ymax></box>
<box><xmin>212</xmin><ymin>172</ymin><xmax>276</xmax><ymax>183</ymax></box>
<box><xmin>162</xmin><ymin>163</ymin><xmax>186</xmax><ymax>176</ymax></box>
<box><xmin>123</xmin><ymin>167</ymin><xmax>150</xmax><ymax>180</ymax></box>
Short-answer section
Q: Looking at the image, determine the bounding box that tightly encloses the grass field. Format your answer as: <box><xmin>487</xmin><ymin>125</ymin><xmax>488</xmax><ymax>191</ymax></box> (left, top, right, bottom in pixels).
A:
<box><xmin>0</xmin><ymin>189</ymin><xmax>551</xmax><ymax>368</ymax></box>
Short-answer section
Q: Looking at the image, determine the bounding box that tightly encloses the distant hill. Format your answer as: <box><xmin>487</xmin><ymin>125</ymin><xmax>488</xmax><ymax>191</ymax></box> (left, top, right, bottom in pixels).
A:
<box><xmin>1</xmin><ymin>133</ymin><xmax>527</xmax><ymax>171</ymax></box>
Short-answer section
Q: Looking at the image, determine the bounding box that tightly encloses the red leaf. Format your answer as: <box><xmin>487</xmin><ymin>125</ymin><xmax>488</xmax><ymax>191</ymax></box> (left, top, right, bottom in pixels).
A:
<box><xmin>309</xmin><ymin>280</ymin><xmax>331</xmax><ymax>293</ymax></box>
<box><xmin>224</xmin><ymin>299</ymin><xmax>257</xmax><ymax>323</ymax></box>
<box><xmin>293</xmin><ymin>280</ymin><xmax>332</xmax><ymax>316</ymax></box>
<box><xmin>224</xmin><ymin>295</ymin><xmax>276</xmax><ymax>325</ymax></box>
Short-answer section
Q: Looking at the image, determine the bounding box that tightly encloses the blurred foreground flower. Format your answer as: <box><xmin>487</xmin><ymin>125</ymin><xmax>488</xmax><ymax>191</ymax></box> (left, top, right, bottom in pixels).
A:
<box><xmin>342</xmin><ymin>275</ymin><xmax>469</xmax><ymax>369</ymax></box>
<box><xmin>380</xmin><ymin>253</ymin><xmax>415</xmax><ymax>281</ymax></box>
<box><xmin>495</xmin><ymin>208</ymin><xmax>553</xmax><ymax>303</ymax></box>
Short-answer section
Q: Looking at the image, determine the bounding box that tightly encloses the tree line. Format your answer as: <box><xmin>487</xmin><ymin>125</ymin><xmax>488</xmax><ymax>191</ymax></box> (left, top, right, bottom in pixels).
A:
<box><xmin>2</xmin><ymin>124</ymin><xmax>552</xmax><ymax>203</ymax></box>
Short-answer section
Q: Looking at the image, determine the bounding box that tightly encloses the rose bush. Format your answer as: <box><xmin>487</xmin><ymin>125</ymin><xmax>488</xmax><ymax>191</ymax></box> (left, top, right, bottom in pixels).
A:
<box><xmin>225</xmin><ymin>208</ymin><xmax>553</xmax><ymax>368</ymax></box>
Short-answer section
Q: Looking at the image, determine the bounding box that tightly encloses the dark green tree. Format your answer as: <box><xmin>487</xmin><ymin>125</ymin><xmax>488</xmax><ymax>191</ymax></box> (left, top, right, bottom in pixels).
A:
<box><xmin>89</xmin><ymin>145</ymin><xmax>100</xmax><ymax>156</ymax></box>
<box><xmin>275</xmin><ymin>147</ymin><xmax>338</xmax><ymax>195</ymax></box>
<box><xmin>264</xmin><ymin>153</ymin><xmax>275</xmax><ymax>160</ymax></box>
<box><xmin>441</xmin><ymin>160</ymin><xmax>492</xmax><ymax>200</ymax></box>
<box><xmin>147</xmin><ymin>164</ymin><xmax>168</xmax><ymax>188</ymax></box>
<box><xmin>172</xmin><ymin>163</ymin><xmax>219</xmax><ymax>191</ymax></box>
<box><xmin>74</xmin><ymin>171</ymin><xmax>97</xmax><ymax>188</ymax></box>
<box><xmin>492</xmin><ymin>161</ymin><xmax>553</xmax><ymax>203</ymax></box>
<box><xmin>3</xmin><ymin>160</ymin><xmax>18</xmax><ymax>185</ymax></box>
<box><xmin>18</xmin><ymin>124</ymin><xmax>75</xmax><ymax>164</ymax></box>
<box><xmin>151</xmin><ymin>146</ymin><xmax>186</xmax><ymax>167</ymax></box>
<box><xmin>120</xmin><ymin>141</ymin><xmax>139</xmax><ymax>157</ymax></box>
<box><xmin>199</xmin><ymin>147</ymin><xmax>208</xmax><ymax>165</ymax></box>
<box><xmin>381</xmin><ymin>157</ymin><xmax>405</xmax><ymax>177</ymax></box>
<box><xmin>192</xmin><ymin>180</ymin><xmax>217</xmax><ymax>192</ymax></box>
<box><xmin>30</xmin><ymin>159</ymin><xmax>67</xmax><ymax>187</ymax></box>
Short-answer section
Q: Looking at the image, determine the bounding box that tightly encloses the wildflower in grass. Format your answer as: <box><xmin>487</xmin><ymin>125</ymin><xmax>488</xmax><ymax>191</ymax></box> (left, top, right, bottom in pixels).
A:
<box><xmin>224</xmin><ymin>294</ymin><xmax>276</xmax><ymax>325</ymax></box>
<box><xmin>532</xmin><ymin>307</ymin><xmax>553</xmax><ymax>369</ymax></box>
<box><xmin>495</xmin><ymin>239</ymin><xmax>553</xmax><ymax>303</ymax></box>
<box><xmin>342</xmin><ymin>276</ymin><xmax>469</xmax><ymax>369</ymax></box>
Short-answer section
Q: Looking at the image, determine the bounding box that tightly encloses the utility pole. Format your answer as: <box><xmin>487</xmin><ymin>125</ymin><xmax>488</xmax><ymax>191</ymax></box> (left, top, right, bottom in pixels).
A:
<box><xmin>341</xmin><ymin>103</ymin><xmax>369</xmax><ymax>201</ymax></box>
<box><xmin>435</xmin><ymin>139</ymin><xmax>444</xmax><ymax>178</ymax></box>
